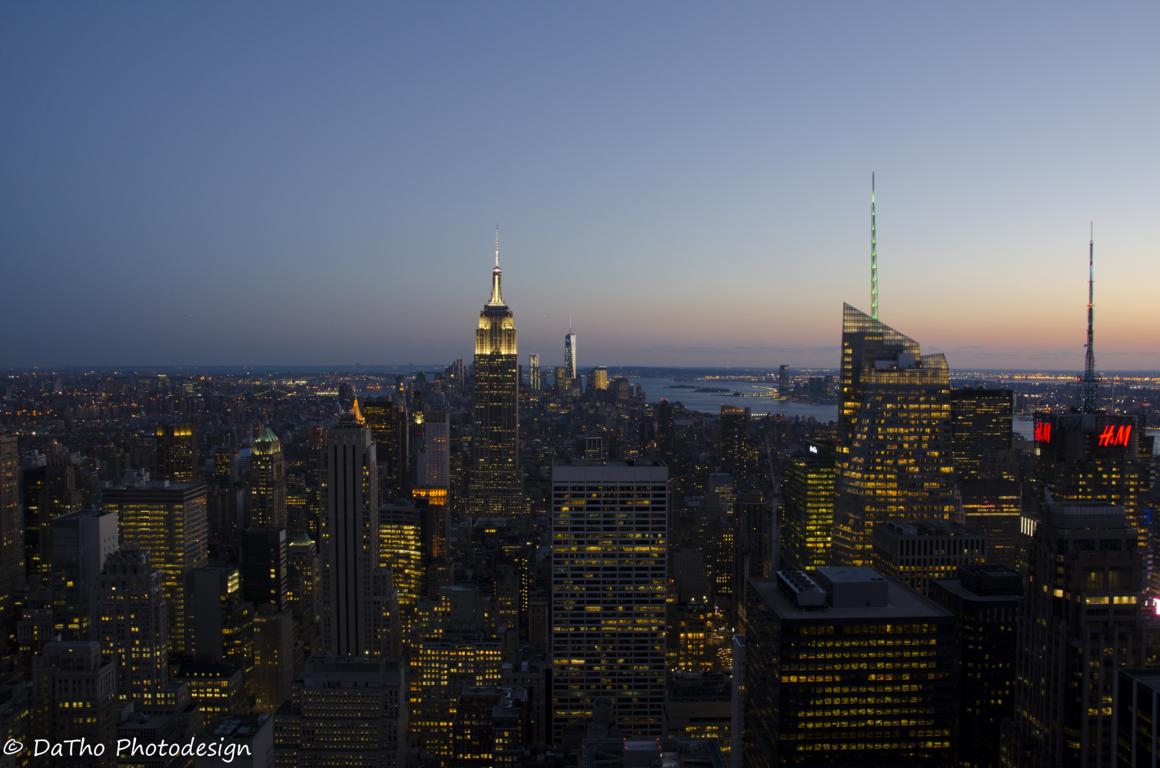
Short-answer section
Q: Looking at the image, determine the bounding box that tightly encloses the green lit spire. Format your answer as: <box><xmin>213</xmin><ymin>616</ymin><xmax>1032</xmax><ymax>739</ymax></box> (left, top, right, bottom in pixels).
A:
<box><xmin>871</xmin><ymin>172</ymin><xmax>878</xmax><ymax>321</ymax></box>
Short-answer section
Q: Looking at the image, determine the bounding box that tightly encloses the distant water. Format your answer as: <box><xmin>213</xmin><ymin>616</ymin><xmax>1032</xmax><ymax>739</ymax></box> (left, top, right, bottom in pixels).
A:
<box><xmin>632</xmin><ymin>376</ymin><xmax>838</xmax><ymax>421</ymax></box>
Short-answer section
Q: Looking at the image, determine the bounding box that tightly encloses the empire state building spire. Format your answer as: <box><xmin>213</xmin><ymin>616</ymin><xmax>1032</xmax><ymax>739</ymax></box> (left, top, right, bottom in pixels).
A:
<box><xmin>488</xmin><ymin>224</ymin><xmax>505</xmax><ymax>306</ymax></box>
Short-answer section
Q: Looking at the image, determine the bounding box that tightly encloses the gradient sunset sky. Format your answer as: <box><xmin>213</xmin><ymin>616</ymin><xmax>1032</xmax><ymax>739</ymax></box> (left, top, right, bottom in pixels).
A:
<box><xmin>2</xmin><ymin>2</ymin><xmax>1157</xmax><ymax>370</ymax></box>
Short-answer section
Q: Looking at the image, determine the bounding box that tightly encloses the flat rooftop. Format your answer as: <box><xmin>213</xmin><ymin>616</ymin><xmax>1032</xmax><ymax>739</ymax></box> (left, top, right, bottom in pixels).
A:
<box><xmin>753</xmin><ymin>569</ymin><xmax>952</xmax><ymax>622</ymax></box>
<box><xmin>553</xmin><ymin>461</ymin><xmax>667</xmax><ymax>482</ymax></box>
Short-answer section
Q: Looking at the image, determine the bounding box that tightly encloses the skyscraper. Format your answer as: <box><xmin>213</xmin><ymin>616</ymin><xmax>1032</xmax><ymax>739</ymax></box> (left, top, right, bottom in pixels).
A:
<box><xmin>32</xmin><ymin>641</ymin><xmax>118</xmax><ymax>767</ymax></box>
<box><xmin>528</xmin><ymin>353</ymin><xmax>541</xmax><ymax>391</ymax></box>
<box><xmin>551</xmin><ymin>461</ymin><xmax>668</xmax><ymax>739</ymax></box>
<box><xmin>929</xmin><ymin>565</ymin><xmax>1022</xmax><ymax>768</ymax></box>
<box><xmin>471</xmin><ymin>229</ymin><xmax>522</xmax><ymax>516</ymax></box>
<box><xmin>564</xmin><ymin>326</ymin><xmax>578</xmax><ymax>385</ymax></box>
<box><xmin>105</xmin><ymin>479</ymin><xmax>209</xmax><ymax>653</ymax></box>
<box><xmin>1033</xmin><ymin>411</ymin><xmax>1150</xmax><ymax>576</ymax></box>
<box><xmin>741</xmin><ymin>567</ymin><xmax>955</xmax><ymax>767</ymax></box>
<box><xmin>779</xmin><ymin>443</ymin><xmax>836</xmax><ymax>570</ymax></box>
<box><xmin>98</xmin><ymin>546</ymin><xmax>170</xmax><ymax>708</ymax></box>
<box><xmin>834</xmin><ymin>304</ymin><xmax>958</xmax><ymax>566</ymax></box>
<box><xmin>0</xmin><ymin>435</ymin><xmax>24</xmax><ymax>656</ymax></box>
<box><xmin>250</xmin><ymin>427</ymin><xmax>287</xmax><ymax>529</ymax></box>
<box><xmin>156</xmin><ymin>423</ymin><xmax>197</xmax><ymax>483</ymax></box>
<box><xmin>320</xmin><ymin>400</ymin><xmax>398</xmax><ymax>657</ymax></box>
<box><xmin>415</xmin><ymin>409</ymin><xmax>450</xmax><ymax>491</ymax></box>
<box><xmin>363</xmin><ymin>396</ymin><xmax>410</xmax><ymax>500</ymax></box>
<box><xmin>1008</xmin><ymin>501</ymin><xmax>1141</xmax><ymax>767</ymax></box>
<box><xmin>950</xmin><ymin>388</ymin><xmax>1014</xmax><ymax>481</ymax></box>
<box><xmin>274</xmin><ymin>655</ymin><xmax>407</xmax><ymax>768</ymax></box>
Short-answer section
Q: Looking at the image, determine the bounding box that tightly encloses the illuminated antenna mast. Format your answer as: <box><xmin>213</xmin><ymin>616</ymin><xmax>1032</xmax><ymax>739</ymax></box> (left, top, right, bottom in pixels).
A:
<box><xmin>1082</xmin><ymin>222</ymin><xmax>1098</xmax><ymax>412</ymax></box>
<box><xmin>871</xmin><ymin>172</ymin><xmax>879</xmax><ymax>320</ymax></box>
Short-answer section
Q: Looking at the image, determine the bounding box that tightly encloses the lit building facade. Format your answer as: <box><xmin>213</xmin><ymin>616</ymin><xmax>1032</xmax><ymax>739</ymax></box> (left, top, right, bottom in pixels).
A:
<box><xmin>780</xmin><ymin>443</ymin><xmax>836</xmax><ymax>570</ymax></box>
<box><xmin>0</xmin><ymin>435</ymin><xmax>22</xmax><ymax>657</ymax></box>
<box><xmin>104</xmin><ymin>480</ymin><xmax>208</xmax><ymax>653</ymax></box>
<box><xmin>551</xmin><ymin>462</ymin><xmax>668</xmax><ymax>739</ymax></box>
<box><xmin>249</xmin><ymin>427</ymin><xmax>287</xmax><ymax>529</ymax></box>
<box><xmin>564</xmin><ymin>330</ymin><xmax>578</xmax><ymax>384</ymax></box>
<box><xmin>871</xmin><ymin>519</ymin><xmax>986</xmax><ymax>595</ymax></box>
<box><xmin>834</xmin><ymin>304</ymin><xmax>958</xmax><ymax>566</ymax></box>
<box><xmin>950</xmin><ymin>388</ymin><xmax>1014</xmax><ymax>482</ymax></box>
<box><xmin>1033</xmin><ymin>411</ymin><xmax>1151</xmax><ymax>581</ymax></box>
<box><xmin>98</xmin><ymin>546</ymin><xmax>170</xmax><ymax>709</ymax></box>
<box><xmin>274</xmin><ymin>655</ymin><xmax>406</xmax><ymax>768</ymax></box>
<box><xmin>929</xmin><ymin>565</ymin><xmax>1022</xmax><ymax>768</ymax></box>
<box><xmin>471</xmin><ymin>234</ymin><xmax>522</xmax><ymax>516</ymax></box>
<box><xmin>1008</xmin><ymin>501</ymin><xmax>1141</xmax><ymax>768</ymax></box>
<box><xmin>155</xmin><ymin>423</ymin><xmax>197</xmax><ymax>483</ymax></box>
<box><xmin>741</xmin><ymin>567</ymin><xmax>955</xmax><ymax>767</ymax></box>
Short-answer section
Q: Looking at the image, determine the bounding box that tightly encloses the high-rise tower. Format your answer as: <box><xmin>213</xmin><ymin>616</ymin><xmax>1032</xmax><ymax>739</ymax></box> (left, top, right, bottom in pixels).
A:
<box><xmin>834</xmin><ymin>304</ymin><xmax>958</xmax><ymax>566</ymax></box>
<box><xmin>564</xmin><ymin>322</ymin><xmax>577</xmax><ymax>385</ymax></box>
<box><xmin>321</xmin><ymin>400</ymin><xmax>399</xmax><ymax>657</ymax></box>
<box><xmin>250</xmin><ymin>427</ymin><xmax>287</xmax><ymax>529</ymax></box>
<box><xmin>471</xmin><ymin>228</ymin><xmax>522</xmax><ymax>516</ymax></box>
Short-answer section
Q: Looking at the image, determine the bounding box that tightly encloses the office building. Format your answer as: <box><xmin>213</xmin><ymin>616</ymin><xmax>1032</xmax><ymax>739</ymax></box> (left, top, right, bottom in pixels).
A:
<box><xmin>1117</xmin><ymin>669</ymin><xmax>1160</xmax><ymax>768</ymax></box>
<box><xmin>0</xmin><ymin>435</ymin><xmax>23</xmax><ymax>655</ymax></box>
<box><xmin>321</xmin><ymin>401</ymin><xmax>399</xmax><ymax>657</ymax></box>
<box><xmin>98</xmin><ymin>546</ymin><xmax>170</xmax><ymax>709</ymax></box>
<box><xmin>564</xmin><ymin>328</ymin><xmax>578</xmax><ymax>385</ymax></box>
<box><xmin>32</xmin><ymin>641</ymin><xmax>118</xmax><ymax>767</ymax></box>
<box><xmin>950</xmin><ymin>388</ymin><xmax>1014</xmax><ymax>481</ymax></box>
<box><xmin>780</xmin><ymin>443</ymin><xmax>836</xmax><ymax>570</ymax></box>
<box><xmin>834</xmin><ymin>304</ymin><xmax>958</xmax><ymax>566</ymax></box>
<box><xmin>415</xmin><ymin>409</ymin><xmax>451</xmax><ymax>491</ymax></box>
<box><xmin>528</xmin><ymin>353</ymin><xmax>541</xmax><ymax>391</ymax></box>
<box><xmin>1033</xmin><ymin>411</ymin><xmax>1150</xmax><ymax>577</ymax></box>
<box><xmin>871</xmin><ymin>519</ymin><xmax>986</xmax><ymax>595</ymax></box>
<box><xmin>242</xmin><ymin>526</ymin><xmax>288</xmax><ymax>609</ymax></box>
<box><xmin>187</xmin><ymin>565</ymin><xmax>254</xmax><ymax>672</ymax></box>
<box><xmin>48</xmin><ymin>507</ymin><xmax>119</xmax><ymax>639</ymax></box>
<box><xmin>249</xmin><ymin>427</ymin><xmax>287</xmax><ymax>529</ymax></box>
<box><xmin>551</xmin><ymin>462</ymin><xmax>668</xmax><ymax>739</ymax></box>
<box><xmin>155</xmin><ymin>423</ymin><xmax>197</xmax><ymax>483</ymax></box>
<box><xmin>929</xmin><ymin>565</ymin><xmax>1022</xmax><ymax>768</ymax></box>
<box><xmin>741</xmin><ymin>567</ymin><xmax>955</xmax><ymax>766</ymax></box>
<box><xmin>363</xmin><ymin>396</ymin><xmax>411</xmax><ymax>500</ymax></box>
<box><xmin>274</xmin><ymin>655</ymin><xmax>406</xmax><ymax>768</ymax></box>
<box><xmin>104</xmin><ymin>479</ymin><xmax>208</xmax><ymax>653</ymax></box>
<box><xmin>409</xmin><ymin>586</ymin><xmax>504</xmax><ymax>765</ymax></box>
<box><xmin>252</xmin><ymin>604</ymin><xmax>295</xmax><ymax>714</ymax></box>
<box><xmin>1008</xmin><ymin>501</ymin><xmax>1142</xmax><ymax>767</ymax></box>
<box><xmin>471</xmin><ymin>231</ymin><xmax>522</xmax><ymax>516</ymax></box>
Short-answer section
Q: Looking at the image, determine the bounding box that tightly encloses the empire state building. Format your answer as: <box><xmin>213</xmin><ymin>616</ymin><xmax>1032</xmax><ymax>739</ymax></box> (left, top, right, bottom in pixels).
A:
<box><xmin>471</xmin><ymin>229</ymin><xmax>522</xmax><ymax>515</ymax></box>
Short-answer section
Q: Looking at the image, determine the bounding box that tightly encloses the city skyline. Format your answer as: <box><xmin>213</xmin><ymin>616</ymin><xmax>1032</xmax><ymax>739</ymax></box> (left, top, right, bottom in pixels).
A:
<box><xmin>2</xmin><ymin>3</ymin><xmax>1159</xmax><ymax>370</ymax></box>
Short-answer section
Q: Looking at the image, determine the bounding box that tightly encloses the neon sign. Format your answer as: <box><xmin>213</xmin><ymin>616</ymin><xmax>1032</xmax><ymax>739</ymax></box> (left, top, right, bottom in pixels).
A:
<box><xmin>1034</xmin><ymin>421</ymin><xmax>1052</xmax><ymax>443</ymax></box>
<box><xmin>1097</xmin><ymin>424</ymin><xmax>1132</xmax><ymax>448</ymax></box>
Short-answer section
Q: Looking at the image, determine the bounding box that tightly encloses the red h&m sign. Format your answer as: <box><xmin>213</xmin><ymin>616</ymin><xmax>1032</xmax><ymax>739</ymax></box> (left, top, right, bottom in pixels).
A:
<box><xmin>1097</xmin><ymin>424</ymin><xmax>1132</xmax><ymax>448</ymax></box>
<box><xmin>1034</xmin><ymin>421</ymin><xmax>1052</xmax><ymax>443</ymax></box>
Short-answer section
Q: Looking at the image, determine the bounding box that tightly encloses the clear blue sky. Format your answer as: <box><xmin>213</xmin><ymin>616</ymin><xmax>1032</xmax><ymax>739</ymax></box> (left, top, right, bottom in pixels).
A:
<box><xmin>2</xmin><ymin>2</ymin><xmax>1157</xmax><ymax>370</ymax></box>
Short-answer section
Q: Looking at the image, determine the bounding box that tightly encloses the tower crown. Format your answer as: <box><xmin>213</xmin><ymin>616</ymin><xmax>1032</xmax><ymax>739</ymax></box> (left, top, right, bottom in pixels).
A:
<box><xmin>487</xmin><ymin>225</ymin><xmax>505</xmax><ymax>307</ymax></box>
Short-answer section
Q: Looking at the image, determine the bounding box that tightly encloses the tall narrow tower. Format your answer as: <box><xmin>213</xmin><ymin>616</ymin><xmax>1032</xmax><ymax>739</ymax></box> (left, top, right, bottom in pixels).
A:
<box><xmin>870</xmin><ymin>172</ymin><xmax>879</xmax><ymax>321</ymax></box>
<box><xmin>1082</xmin><ymin>223</ymin><xmax>1098</xmax><ymax>412</ymax></box>
<box><xmin>471</xmin><ymin>227</ymin><xmax>522</xmax><ymax>515</ymax></box>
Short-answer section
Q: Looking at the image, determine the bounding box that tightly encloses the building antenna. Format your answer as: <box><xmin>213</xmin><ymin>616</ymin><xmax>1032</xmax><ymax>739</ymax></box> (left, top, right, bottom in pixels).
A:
<box><xmin>494</xmin><ymin>224</ymin><xmax>500</xmax><ymax>268</ymax></box>
<box><xmin>871</xmin><ymin>172</ymin><xmax>879</xmax><ymax>321</ymax></box>
<box><xmin>1082</xmin><ymin>221</ymin><xmax>1098</xmax><ymax>412</ymax></box>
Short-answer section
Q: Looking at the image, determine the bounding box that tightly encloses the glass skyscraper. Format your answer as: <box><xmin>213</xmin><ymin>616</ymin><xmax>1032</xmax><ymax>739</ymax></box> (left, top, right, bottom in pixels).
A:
<box><xmin>834</xmin><ymin>304</ymin><xmax>958</xmax><ymax>566</ymax></box>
